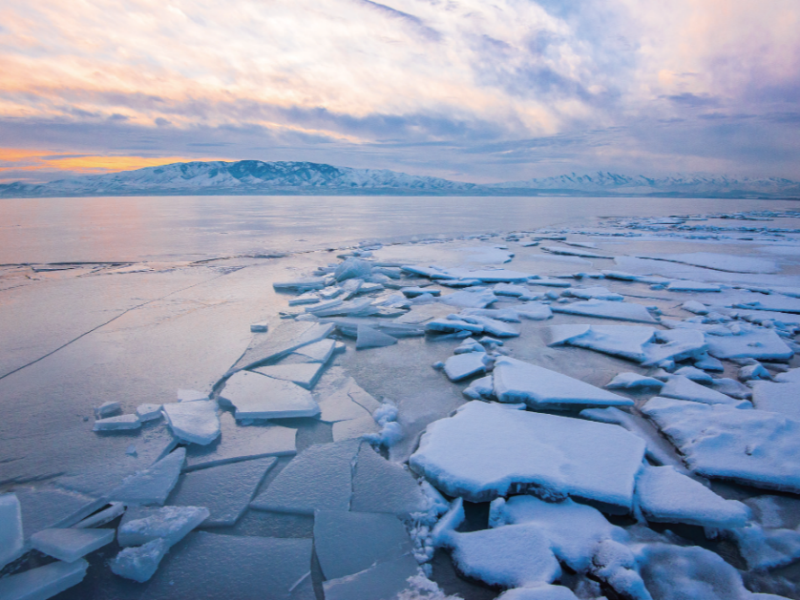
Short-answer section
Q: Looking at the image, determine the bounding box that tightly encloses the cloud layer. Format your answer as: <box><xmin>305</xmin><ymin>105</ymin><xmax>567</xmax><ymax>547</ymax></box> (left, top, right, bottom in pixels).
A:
<box><xmin>0</xmin><ymin>0</ymin><xmax>798</xmax><ymax>182</ymax></box>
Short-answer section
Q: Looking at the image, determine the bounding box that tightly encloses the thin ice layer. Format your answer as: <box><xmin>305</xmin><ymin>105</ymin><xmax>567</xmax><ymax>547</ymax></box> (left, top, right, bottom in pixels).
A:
<box><xmin>220</xmin><ymin>371</ymin><xmax>320</xmax><ymax>420</ymax></box>
<box><xmin>15</xmin><ymin>487</ymin><xmax>105</xmax><ymax>541</ymax></box>
<box><xmin>30</xmin><ymin>528</ymin><xmax>115</xmax><ymax>562</ymax></box>
<box><xmin>108</xmin><ymin>448</ymin><xmax>186</xmax><ymax>506</ymax></box>
<box><xmin>332</xmin><ymin>415</ymin><xmax>380</xmax><ymax>442</ymax></box>
<box><xmin>409</xmin><ymin>402</ymin><xmax>645</xmax><ymax>510</ymax></box>
<box><xmin>231</xmin><ymin>321</ymin><xmax>335</xmax><ymax>371</ymax></box>
<box><xmin>493</xmin><ymin>357</ymin><xmax>633</xmax><ymax>409</ymax></box>
<box><xmin>642</xmin><ymin>396</ymin><xmax>800</xmax><ymax>493</ymax></box>
<box><xmin>551</xmin><ymin>300</ymin><xmax>659</xmax><ymax>323</ymax></box>
<box><xmin>351</xmin><ymin>444</ymin><xmax>429</xmax><ymax>517</ymax></box>
<box><xmin>162</xmin><ymin>400</ymin><xmax>220</xmax><ymax>446</ymax></box>
<box><xmin>0</xmin><ymin>559</ymin><xmax>88</xmax><ymax>599</ymax></box>
<box><xmin>250</xmin><ymin>439</ymin><xmax>360</xmax><ymax>515</ymax></box>
<box><xmin>0</xmin><ymin>494</ymin><xmax>24</xmax><ymax>570</ymax></box>
<box><xmin>253</xmin><ymin>362</ymin><xmax>328</xmax><ymax>390</ymax></box>
<box><xmin>322</xmin><ymin>554</ymin><xmax>422</xmax><ymax>600</ymax></box>
<box><xmin>168</xmin><ymin>457</ymin><xmax>277</xmax><ymax>526</ymax></box>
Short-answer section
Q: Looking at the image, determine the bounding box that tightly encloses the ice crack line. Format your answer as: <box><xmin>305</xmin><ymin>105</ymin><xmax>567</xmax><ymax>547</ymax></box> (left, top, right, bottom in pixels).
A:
<box><xmin>0</xmin><ymin>272</ymin><xmax>231</xmax><ymax>382</ymax></box>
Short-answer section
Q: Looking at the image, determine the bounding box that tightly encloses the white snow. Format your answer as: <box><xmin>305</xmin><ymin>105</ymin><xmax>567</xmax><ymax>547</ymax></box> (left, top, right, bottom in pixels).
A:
<box><xmin>30</xmin><ymin>527</ymin><xmax>115</xmax><ymax>562</ymax></box>
<box><xmin>752</xmin><ymin>381</ymin><xmax>800</xmax><ymax>420</ymax></box>
<box><xmin>674</xmin><ymin>366</ymin><xmax>714</xmax><ymax>383</ymax></box>
<box><xmin>0</xmin><ymin>559</ymin><xmax>89</xmax><ymax>599</ymax></box>
<box><xmin>464</xmin><ymin>374</ymin><xmax>495</xmax><ymax>399</ymax></box>
<box><xmin>162</xmin><ymin>400</ymin><xmax>220</xmax><ymax>445</ymax></box>
<box><xmin>551</xmin><ymin>299</ymin><xmax>659</xmax><ymax>323</ymax></box>
<box><xmin>548</xmin><ymin>324</ymin><xmax>655</xmax><ymax>362</ymax></box>
<box><xmin>118</xmin><ymin>506</ymin><xmax>209</xmax><ymax>547</ymax></box>
<box><xmin>220</xmin><ymin>370</ymin><xmax>320</xmax><ymax>420</ymax></box>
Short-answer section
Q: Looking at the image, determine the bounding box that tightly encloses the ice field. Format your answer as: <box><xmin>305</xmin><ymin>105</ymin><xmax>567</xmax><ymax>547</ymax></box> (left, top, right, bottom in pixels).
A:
<box><xmin>3</xmin><ymin>196</ymin><xmax>800</xmax><ymax>599</ymax></box>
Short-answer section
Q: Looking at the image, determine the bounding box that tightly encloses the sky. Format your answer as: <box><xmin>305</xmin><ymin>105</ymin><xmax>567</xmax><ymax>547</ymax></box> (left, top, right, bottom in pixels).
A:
<box><xmin>0</xmin><ymin>0</ymin><xmax>798</xmax><ymax>184</ymax></box>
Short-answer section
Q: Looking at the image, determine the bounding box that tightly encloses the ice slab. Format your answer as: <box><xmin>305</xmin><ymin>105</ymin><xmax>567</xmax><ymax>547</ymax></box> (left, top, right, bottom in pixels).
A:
<box><xmin>642</xmin><ymin>396</ymin><xmax>800</xmax><ymax>493</ymax></box>
<box><xmin>251</xmin><ymin>439</ymin><xmax>360</xmax><ymax>515</ymax></box>
<box><xmin>231</xmin><ymin>321</ymin><xmax>335</xmax><ymax>371</ymax></box>
<box><xmin>273</xmin><ymin>277</ymin><xmax>328</xmax><ymax>291</ymax></box>
<box><xmin>335</xmin><ymin>257</ymin><xmax>372</xmax><ymax>281</ymax></box>
<box><xmin>409</xmin><ymin>402</ymin><xmax>645</xmax><ymax>510</ymax></box>
<box><xmin>731</xmin><ymin>522</ymin><xmax>800</xmax><ymax>570</ymax></box>
<box><xmin>292</xmin><ymin>338</ymin><xmax>337</xmax><ymax>363</ymax></box>
<box><xmin>455</xmin><ymin>338</ymin><xmax>484</xmax><ymax>354</ymax></box>
<box><xmin>706</xmin><ymin>330</ymin><xmax>793</xmax><ymax>361</ymax></box>
<box><xmin>542</xmin><ymin>245</ymin><xmax>613</xmax><ymax>259</ymax></box>
<box><xmin>667</xmin><ymin>280</ymin><xmax>722</xmax><ymax>292</ymax></box>
<box><xmin>447</xmin><ymin>524</ymin><xmax>561</xmax><ymax>588</ymax></box>
<box><xmin>184</xmin><ymin>411</ymin><xmax>296</xmax><ymax>471</ymax></box>
<box><xmin>551</xmin><ymin>300</ymin><xmax>659</xmax><ymax>323</ymax></box>
<box><xmin>15</xmin><ymin>487</ymin><xmax>104</xmax><ymax>542</ymax></box>
<box><xmin>426</xmin><ymin>317</ymin><xmax>485</xmax><ymax>334</ymax></box>
<box><xmin>254</xmin><ymin>361</ymin><xmax>328</xmax><ymax>390</ymax></box>
<box><xmin>710</xmin><ymin>377</ymin><xmax>753</xmax><ymax>400</ymax></box>
<box><xmin>464</xmin><ymin>374</ymin><xmax>495</xmax><ymax>399</ymax></box>
<box><xmin>443</xmin><ymin>352</ymin><xmax>487</xmax><ymax>382</ymax></box>
<box><xmin>136</xmin><ymin>403</ymin><xmax>163</xmax><ymax>422</ymax></box>
<box><xmin>30</xmin><ymin>527</ymin><xmax>114</xmax><ymax>562</ymax></box>
<box><xmin>351</xmin><ymin>443</ymin><xmax>428</xmax><ymax>517</ymax></box>
<box><xmin>739</xmin><ymin>362</ymin><xmax>770</xmax><ymax>381</ymax></box>
<box><xmin>496</xmin><ymin>586</ymin><xmax>580</xmax><ymax>600</ymax></box>
<box><xmin>177</xmin><ymin>389</ymin><xmax>209</xmax><ymax>402</ymax></box>
<box><xmin>332</xmin><ymin>414</ymin><xmax>381</xmax><ymax>442</ymax></box>
<box><xmin>250</xmin><ymin>321</ymin><xmax>269</xmax><ymax>332</ymax></box>
<box><xmin>491</xmin><ymin>495</ymin><xmax>625</xmax><ymax>572</ymax></box>
<box><xmin>118</xmin><ymin>505</ymin><xmax>209</xmax><ymax>547</ymax></box>
<box><xmin>322</xmin><ymin>554</ymin><xmax>422</xmax><ymax>600</ymax></box>
<box><xmin>606</xmin><ymin>372</ymin><xmax>664</xmax><ymax>390</ymax></box>
<box><xmin>0</xmin><ymin>559</ymin><xmax>88</xmax><ymax>599</ymax></box>
<box><xmin>162</xmin><ymin>400</ymin><xmax>220</xmax><ymax>446</ymax></box>
<box><xmin>590</xmin><ymin>539</ymin><xmax>651</xmax><ymax>600</ymax></box>
<box><xmin>643</xmin><ymin>329</ymin><xmax>708</xmax><ymax>366</ymax></box>
<box><xmin>529</xmin><ymin>278</ymin><xmax>572</xmax><ymax>288</ymax></box>
<box><xmin>0</xmin><ymin>494</ymin><xmax>24</xmax><ymax>570</ymax></box>
<box><xmin>636</xmin><ymin>252</ymin><xmax>780</xmax><ymax>274</ymax></box>
<box><xmin>110</xmin><ymin>538</ymin><xmax>168</xmax><ymax>583</ymax></box>
<box><xmin>457</xmin><ymin>313</ymin><xmax>520</xmax><ymax>337</ymax></box>
<box><xmin>493</xmin><ymin>357</ymin><xmax>633</xmax><ymax>409</ymax></box>
<box><xmin>443</xmin><ymin>268</ymin><xmax>534</xmax><ymax>283</ymax></box>
<box><xmin>93</xmin><ymin>413</ymin><xmax>141</xmax><ymax>431</ymax></box>
<box><xmin>752</xmin><ymin>381</ymin><xmax>800</xmax><ymax>420</ymax></box>
<box><xmin>660</xmin><ymin>375</ymin><xmax>743</xmax><ymax>406</ymax></box>
<box><xmin>108</xmin><ymin>448</ymin><xmax>186</xmax><ymax>506</ymax></box>
<box><xmin>94</xmin><ymin>401</ymin><xmax>121</xmax><ymax>419</ymax></box>
<box><xmin>439</xmin><ymin>289</ymin><xmax>497</xmax><ymax>308</ymax></box>
<box><xmin>516</xmin><ymin>302</ymin><xmax>553</xmax><ymax>320</ymax></box>
<box><xmin>317</xmin><ymin>376</ymin><xmax>378</xmax><ymax>423</ymax></box>
<box><xmin>493</xmin><ymin>283</ymin><xmax>529</xmax><ymax>297</ymax></box>
<box><xmin>674</xmin><ymin>365</ymin><xmax>714</xmax><ymax>383</ymax></box>
<box><xmin>549</xmin><ymin>324</ymin><xmax>655</xmax><ymax>362</ymax></box>
<box><xmin>168</xmin><ymin>456</ymin><xmax>276</xmax><ymax>526</ymax></box>
<box><xmin>220</xmin><ymin>371</ymin><xmax>320</xmax><ymax>420</ymax></box>
<box><xmin>635</xmin><ymin>465</ymin><xmax>749</xmax><ymax>528</ymax></box>
<box><xmin>314</xmin><ymin>510</ymin><xmax>413</xmax><ymax>580</ymax></box>
<box><xmin>288</xmin><ymin>291</ymin><xmax>320</xmax><ymax>306</ymax></box>
<box><xmin>401</xmin><ymin>286</ymin><xmax>440</xmax><ymax>297</ymax></box>
<box><xmin>568</xmin><ymin>286</ymin><xmax>624</xmax><ymax>301</ymax></box>
<box><xmin>356</xmin><ymin>325</ymin><xmax>398</xmax><ymax>349</ymax></box>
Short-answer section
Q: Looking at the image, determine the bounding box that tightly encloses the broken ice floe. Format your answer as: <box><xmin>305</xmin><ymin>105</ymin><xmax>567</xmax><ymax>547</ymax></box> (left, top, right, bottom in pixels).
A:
<box><xmin>752</xmin><ymin>380</ymin><xmax>800</xmax><ymax>420</ymax></box>
<box><xmin>220</xmin><ymin>370</ymin><xmax>320</xmax><ymax>420</ymax></box>
<box><xmin>0</xmin><ymin>559</ymin><xmax>89</xmax><ymax>599</ymax></box>
<box><xmin>0</xmin><ymin>494</ymin><xmax>24</xmax><ymax>570</ymax></box>
<box><xmin>230</xmin><ymin>320</ymin><xmax>335</xmax><ymax>372</ymax></box>
<box><xmin>136</xmin><ymin>403</ymin><xmax>163</xmax><ymax>422</ymax></box>
<box><xmin>551</xmin><ymin>299</ymin><xmax>659</xmax><ymax>323</ymax></box>
<box><xmin>541</xmin><ymin>245</ymin><xmax>613</xmax><ymax>259</ymax></box>
<box><xmin>162</xmin><ymin>400</ymin><xmax>220</xmax><ymax>445</ymax></box>
<box><xmin>443</xmin><ymin>352</ymin><xmax>488</xmax><ymax>381</ymax></box>
<box><xmin>30</xmin><ymin>527</ymin><xmax>115</xmax><ymax>563</ymax></box>
<box><xmin>93</xmin><ymin>413</ymin><xmax>142</xmax><ymax>431</ymax></box>
<box><xmin>253</xmin><ymin>360</ymin><xmax>329</xmax><ymax>389</ymax></box>
<box><xmin>94</xmin><ymin>401</ymin><xmax>121</xmax><ymax>419</ymax></box>
<box><xmin>660</xmin><ymin>375</ymin><xmax>746</xmax><ymax>406</ymax></box>
<box><xmin>107</xmin><ymin>448</ymin><xmax>186</xmax><ymax>506</ymax></box>
<box><xmin>605</xmin><ymin>372</ymin><xmax>664</xmax><ymax>390</ymax></box>
<box><xmin>323</xmin><ymin>555</ymin><xmax>422</xmax><ymax>600</ymax></box>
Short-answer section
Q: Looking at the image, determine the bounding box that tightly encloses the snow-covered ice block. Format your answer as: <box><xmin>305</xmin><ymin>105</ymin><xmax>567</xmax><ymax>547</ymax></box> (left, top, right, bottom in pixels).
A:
<box><xmin>660</xmin><ymin>375</ymin><xmax>743</xmax><ymax>406</ymax></box>
<box><xmin>739</xmin><ymin>362</ymin><xmax>770</xmax><ymax>381</ymax></box>
<box><xmin>551</xmin><ymin>300</ymin><xmax>659</xmax><ymax>323</ymax></box>
<box><xmin>590</xmin><ymin>539</ymin><xmax>651</xmax><ymax>600</ymax></box>
<box><xmin>710</xmin><ymin>377</ymin><xmax>753</xmax><ymax>400</ymax></box>
<box><xmin>118</xmin><ymin>505</ymin><xmax>209</xmax><ymax>547</ymax></box>
<box><xmin>548</xmin><ymin>324</ymin><xmax>655</xmax><ymax>362</ymax></box>
<box><xmin>439</xmin><ymin>289</ymin><xmax>497</xmax><ymax>309</ymax></box>
<box><xmin>93</xmin><ymin>413</ymin><xmax>141</xmax><ymax>431</ymax></box>
<box><xmin>110</xmin><ymin>538</ymin><xmax>168</xmax><ymax>583</ymax></box>
<box><xmin>683</xmin><ymin>300</ymin><xmax>710</xmax><ymax>315</ymax></box>
<box><xmin>273</xmin><ymin>277</ymin><xmax>328</xmax><ymax>291</ymax></box>
<box><xmin>580</xmin><ymin>407</ymin><xmax>677</xmax><ymax>467</ymax></box>
<box><xmin>351</xmin><ymin>443</ymin><xmax>428</xmax><ymax>517</ymax></box>
<box><xmin>674</xmin><ymin>366</ymin><xmax>714</xmax><ymax>383</ymax></box>
<box><xmin>332</xmin><ymin>414</ymin><xmax>381</xmax><ymax>442</ymax></box>
<box><xmin>443</xmin><ymin>352</ymin><xmax>487</xmax><ymax>382</ymax></box>
<box><xmin>108</xmin><ymin>448</ymin><xmax>186</xmax><ymax>506</ymax></box>
<box><xmin>491</xmin><ymin>496</ymin><xmax>626</xmax><ymax>572</ymax></box>
<box><xmin>444</xmin><ymin>268</ymin><xmax>534</xmax><ymax>283</ymax></box>
<box><xmin>425</xmin><ymin>317</ymin><xmax>484</xmax><ymax>334</ymax></box>
<box><xmin>0</xmin><ymin>559</ymin><xmax>88</xmax><ymax>599</ymax></box>
<box><xmin>322</xmin><ymin>555</ymin><xmax>422</xmax><ymax>600</ymax></box>
<box><xmin>642</xmin><ymin>396</ymin><xmax>800</xmax><ymax>493</ymax></box>
<box><xmin>355</xmin><ymin>324</ymin><xmax>398</xmax><ymax>349</ymax></box>
<box><xmin>667</xmin><ymin>280</ymin><xmax>722</xmax><ymax>292</ymax></box>
<box><xmin>15</xmin><ymin>487</ymin><xmax>105</xmax><ymax>542</ymax></box>
<box><xmin>169</xmin><ymin>456</ymin><xmax>276</xmax><ymax>527</ymax></box>
<box><xmin>250</xmin><ymin>439</ymin><xmax>360</xmax><ymax>515</ymax></box>
<box><xmin>184</xmin><ymin>412</ymin><xmax>296</xmax><ymax>471</ymax></box>
<box><xmin>568</xmin><ymin>286</ymin><xmax>624</xmax><ymax>301</ymax></box>
<box><xmin>695</xmin><ymin>353</ymin><xmax>724</xmax><ymax>371</ymax></box>
<box><xmin>220</xmin><ymin>370</ymin><xmax>320</xmax><ymax>420</ymax></box>
<box><xmin>734</xmin><ymin>294</ymin><xmax>800</xmax><ymax>314</ymax></box>
<box><xmin>494</xmin><ymin>283</ymin><xmax>529</xmax><ymax>297</ymax></box>
<box><xmin>446</xmin><ymin>524</ymin><xmax>561</xmax><ymax>588</ymax></box>
<box><xmin>136</xmin><ymin>403</ymin><xmax>163</xmax><ymax>422</ymax></box>
<box><xmin>606</xmin><ymin>372</ymin><xmax>664</xmax><ymax>390</ymax></box>
<box><xmin>516</xmin><ymin>302</ymin><xmax>553</xmax><ymax>320</ymax></box>
<box><xmin>162</xmin><ymin>400</ymin><xmax>220</xmax><ymax>446</ymax></box>
<box><xmin>752</xmin><ymin>381</ymin><xmax>800</xmax><ymax>420</ymax></box>
<box><xmin>707</xmin><ymin>330</ymin><xmax>793</xmax><ymax>361</ymax></box>
<box><xmin>176</xmin><ymin>389</ymin><xmax>209</xmax><ymax>402</ymax></box>
<box><xmin>0</xmin><ymin>494</ymin><xmax>24</xmax><ymax>570</ymax></box>
<box><xmin>138</xmin><ymin>532</ymin><xmax>312</xmax><ymax>598</ymax></box>
<box><xmin>493</xmin><ymin>357</ymin><xmax>633</xmax><ymax>409</ymax></box>
<box><xmin>409</xmin><ymin>402</ymin><xmax>645</xmax><ymax>510</ymax></box>
<box><xmin>731</xmin><ymin>522</ymin><xmax>800</xmax><ymax>570</ymax></box>
<box><xmin>314</xmin><ymin>510</ymin><xmax>413</xmax><ymax>580</ymax></box>
<box><xmin>30</xmin><ymin>527</ymin><xmax>114</xmax><ymax>562</ymax></box>
<box><xmin>250</xmin><ymin>321</ymin><xmax>269</xmax><ymax>332</ymax></box>
<box><xmin>637</xmin><ymin>251</ymin><xmax>780</xmax><ymax>274</ymax></box>
<box><xmin>496</xmin><ymin>586</ymin><xmax>580</xmax><ymax>600</ymax></box>
<box><xmin>455</xmin><ymin>338</ymin><xmax>484</xmax><ymax>354</ymax></box>
<box><xmin>635</xmin><ymin>465</ymin><xmax>749</xmax><ymax>528</ymax></box>
<box><xmin>253</xmin><ymin>361</ymin><xmax>328</xmax><ymax>390</ymax></box>
<box><xmin>464</xmin><ymin>374</ymin><xmax>495</xmax><ymax>399</ymax></box>
<box><xmin>94</xmin><ymin>401</ymin><xmax>121</xmax><ymax>419</ymax></box>
<box><xmin>642</xmin><ymin>329</ymin><xmax>707</xmax><ymax>366</ymax></box>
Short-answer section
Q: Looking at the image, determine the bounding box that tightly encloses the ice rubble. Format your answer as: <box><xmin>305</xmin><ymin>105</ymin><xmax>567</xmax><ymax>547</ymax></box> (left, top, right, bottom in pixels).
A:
<box><xmin>551</xmin><ymin>299</ymin><xmax>660</xmax><ymax>323</ymax></box>
<box><xmin>220</xmin><ymin>370</ymin><xmax>320</xmax><ymax>420</ymax></box>
<box><xmin>118</xmin><ymin>505</ymin><xmax>209</xmax><ymax>547</ymax></box>
<box><xmin>0</xmin><ymin>559</ymin><xmax>89</xmax><ymax>599</ymax></box>
<box><xmin>162</xmin><ymin>400</ymin><xmax>220</xmax><ymax>445</ymax></box>
<box><xmin>409</xmin><ymin>401</ymin><xmax>645</xmax><ymax>510</ymax></box>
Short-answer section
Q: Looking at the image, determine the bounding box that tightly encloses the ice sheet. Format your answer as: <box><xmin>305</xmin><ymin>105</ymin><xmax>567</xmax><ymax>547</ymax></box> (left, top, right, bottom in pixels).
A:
<box><xmin>231</xmin><ymin>321</ymin><xmax>335</xmax><ymax>371</ymax></box>
<box><xmin>351</xmin><ymin>443</ymin><xmax>428</xmax><ymax>517</ymax></box>
<box><xmin>15</xmin><ymin>487</ymin><xmax>105</xmax><ymax>542</ymax></box>
<box><xmin>356</xmin><ymin>325</ymin><xmax>398</xmax><ymax>349</ymax></box>
<box><xmin>606</xmin><ymin>372</ymin><xmax>664</xmax><ymax>390</ymax></box>
<box><xmin>30</xmin><ymin>527</ymin><xmax>115</xmax><ymax>562</ymax></box>
<box><xmin>110</xmin><ymin>538</ymin><xmax>170</xmax><ymax>583</ymax></box>
<box><xmin>0</xmin><ymin>559</ymin><xmax>88</xmax><ymax>599</ymax></box>
<box><xmin>551</xmin><ymin>300</ymin><xmax>659</xmax><ymax>323</ymax></box>
<box><xmin>439</xmin><ymin>289</ymin><xmax>498</xmax><ymax>309</ymax></box>
<box><xmin>220</xmin><ymin>371</ymin><xmax>320</xmax><ymax>420</ymax></box>
<box><xmin>443</xmin><ymin>352</ymin><xmax>487</xmax><ymax>382</ymax></box>
<box><xmin>706</xmin><ymin>330</ymin><xmax>793</xmax><ymax>361</ymax></box>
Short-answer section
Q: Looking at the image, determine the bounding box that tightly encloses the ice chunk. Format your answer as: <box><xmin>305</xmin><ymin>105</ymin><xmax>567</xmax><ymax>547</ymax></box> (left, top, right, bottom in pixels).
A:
<box><xmin>177</xmin><ymin>389</ymin><xmax>209</xmax><ymax>402</ymax></box>
<box><xmin>292</xmin><ymin>338</ymin><xmax>337</xmax><ymax>363</ymax></box>
<box><xmin>0</xmin><ymin>559</ymin><xmax>88</xmax><ymax>598</ymax></box>
<box><xmin>110</xmin><ymin>538</ymin><xmax>169</xmax><ymax>583</ymax></box>
<box><xmin>739</xmin><ymin>362</ymin><xmax>771</xmax><ymax>381</ymax></box>
<box><xmin>446</xmin><ymin>524</ymin><xmax>561</xmax><ymax>588</ymax></box>
<box><xmin>138</xmin><ymin>532</ymin><xmax>312</xmax><ymax>598</ymax></box>
<box><xmin>496</xmin><ymin>586</ymin><xmax>580</xmax><ymax>600</ymax></box>
<box><xmin>93</xmin><ymin>413</ymin><xmax>141</xmax><ymax>431</ymax></box>
<box><xmin>606</xmin><ymin>372</ymin><xmax>664</xmax><ymax>390</ymax></box>
<box><xmin>288</xmin><ymin>291</ymin><xmax>320</xmax><ymax>306</ymax></box>
<box><xmin>491</xmin><ymin>496</ymin><xmax>626</xmax><ymax>572</ymax></box>
<box><xmin>108</xmin><ymin>448</ymin><xmax>186</xmax><ymax>506</ymax></box>
<box><xmin>683</xmin><ymin>300</ymin><xmax>710</xmax><ymax>315</ymax></box>
<box><xmin>220</xmin><ymin>371</ymin><xmax>320</xmax><ymax>420</ymax></box>
<box><xmin>568</xmin><ymin>286</ymin><xmax>624</xmax><ymax>301</ymax></box>
<box><xmin>94</xmin><ymin>401</ymin><xmax>121</xmax><ymax>419</ymax></box>
<box><xmin>0</xmin><ymin>494</ymin><xmax>24</xmax><ymax>570</ymax></box>
<box><xmin>456</xmin><ymin>313</ymin><xmax>520</xmax><ymax>337</ymax></box>
<box><xmin>591</xmin><ymin>539</ymin><xmax>651</xmax><ymax>600</ymax></box>
<box><xmin>136</xmin><ymin>403</ymin><xmax>163</xmax><ymax>422</ymax></box>
<box><xmin>674</xmin><ymin>366</ymin><xmax>714</xmax><ymax>383</ymax></box>
<box><xmin>162</xmin><ymin>400</ymin><xmax>220</xmax><ymax>446</ymax></box>
<box><xmin>660</xmin><ymin>375</ymin><xmax>743</xmax><ymax>406</ymax></box>
<box><xmin>551</xmin><ymin>300</ymin><xmax>659</xmax><ymax>323</ymax></box>
<box><xmin>443</xmin><ymin>352</ymin><xmax>487</xmax><ymax>382</ymax></box>
<box><xmin>752</xmin><ymin>381</ymin><xmax>800</xmax><ymax>420</ymax></box>
<box><xmin>443</xmin><ymin>268</ymin><xmax>534</xmax><ymax>283</ymax></box>
<box><xmin>231</xmin><ymin>321</ymin><xmax>335</xmax><ymax>371</ymax></box>
<box><xmin>356</xmin><ymin>325</ymin><xmax>398</xmax><ymax>349</ymax></box>
<box><xmin>635</xmin><ymin>465</ymin><xmax>749</xmax><ymax>528</ymax></box>
<box><xmin>73</xmin><ymin>502</ymin><xmax>125</xmax><ymax>529</ymax></box>
<box><xmin>401</xmin><ymin>286</ymin><xmax>440</xmax><ymax>297</ymax></box>
<box><xmin>493</xmin><ymin>283</ymin><xmax>529</xmax><ymax>297</ymax></box>
<box><xmin>30</xmin><ymin>527</ymin><xmax>114</xmax><ymax>562</ymax></box>
<box><xmin>314</xmin><ymin>510</ymin><xmax>413</xmax><ymax>580</ymax></box>
<box><xmin>707</xmin><ymin>330</ymin><xmax>793</xmax><ymax>361</ymax></box>
<box><xmin>493</xmin><ymin>357</ymin><xmax>633</xmax><ymax>409</ymax></box>
<box><xmin>409</xmin><ymin>402</ymin><xmax>645</xmax><ymax>510</ymax></box>
<box><xmin>516</xmin><ymin>302</ymin><xmax>553</xmax><ymax>320</ymax></box>
<box><xmin>454</xmin><ymin>338</ymin><xmax>484</xmax><ymax>354</ymax></box>
<box><xmin>250</xmin><ymin>321</ymin><xmax>269</xmax><ymax>332</ymax></box>
<box><xmin>317</xmin><ymin>377</ymin><xmax>376</xmax><ymax>423</ymax></box>
<box><xmin>335</xmin><ymin>257</ymin><xmax>373</xmax><ymax>281</ymax></box>
<box><xmin>273</xmin><ymin>277</ymin><xmax>328</xmax><ymax>291</ymax></box>
<box><xmin>643</xmin><ymin>329</ymin><xmax>707</xmax><ymax>366</ymax></box>
<box><xmin>464</xmin><ymin>374</ymin><xmax>495</xmax><ymax>399</ymax></box>
<box><xmin>542</xmin><ymin>245</ymin><xmax>613</xmax><ymax>259</ymax></box>
<box><xmin>710</xmin><ymin>377</ymin><xmax>753</xmax><ymax>399</ymax></box>
<box><xmin>667</xmin><ymin>280</ymin><xmax>722</xmax><ymax>292</ymax></box>
<box><xmin>425</xmin><ymin>317</ymin><xmax>485</xmax><ymax>334</ymax></box>
<box><xmin>254</xmin><ymin>361</ymin><xmax>328</xmax><ymax>390</ymax></box>
<box><xmin>731</xmin><ymin>522</ymin><xmax>800</xmax><ymax>570</ymax></box>
<box><xmin>642</xmin><ymin>397</ymin><xmax>800</xmax><ymax>493</ymax></box>
<box><xmin>695</xmin><ymin>353</ymin><xmax>724</xmax><ymax>371</ymax></box>
<box><xmin>332</xmin><ymin>414</ymin><xmax>381</xmax><ymax>442</ymax></box>
<box><xmin>529</xmin><ymin>278</ymin><xmax>572</xmax><ymax>288</ymax></box>
<box><xmin>322</xmin><ymin>555</ymin><xmax>422</xmax><ymax>600</ymax></box>
<box><xmin>250</xmin><ymin>439</ymin><xmax>360</xmax><ymax>515</ymax></box>
<box><xmin>439</xmin><ymin>289</ymin><xmax>497</xmax><ymax>309</ymax></box>
<box><xmin>351</xmin><ymin>444</ymin><xmax>428</xmax><ymax>517</ymax></box>
<box><xmin>184</xmin><ymin>412</ymin><xmax>296</xmax><ymax>471</ymax></box>
<box><xmin>548</xmin><ymin>324</ymin><xmax>655</xmax><ymax>362</ymax></box>
<box><xmin>169</xmin><ymin>457</ymin><xmax>276</xmax><ymax>526</ymax></box>
<box><xmin>15</xmin><ymin>487</ymin><xmax>104</xmax><ymax>542</ymax></box>
<box><xmin>118</xmin><ymin>505</ymin><xmax>209</xmax><ymax>547</ymax></box>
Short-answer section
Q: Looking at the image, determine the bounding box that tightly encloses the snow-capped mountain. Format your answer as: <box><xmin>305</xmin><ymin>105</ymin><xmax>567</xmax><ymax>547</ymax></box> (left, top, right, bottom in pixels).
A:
<box><xmin>1</xmin><ymin>161</ymin><xmax>798</xmax><ymax>198</ymax></box>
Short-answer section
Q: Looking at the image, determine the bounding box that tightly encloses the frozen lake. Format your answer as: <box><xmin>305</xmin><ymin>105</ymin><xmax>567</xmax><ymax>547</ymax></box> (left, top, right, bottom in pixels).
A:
<box><xmin>2</xmin><ymin>195</ymin><xmax>800</xmax><ymax>600</ymax></box>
